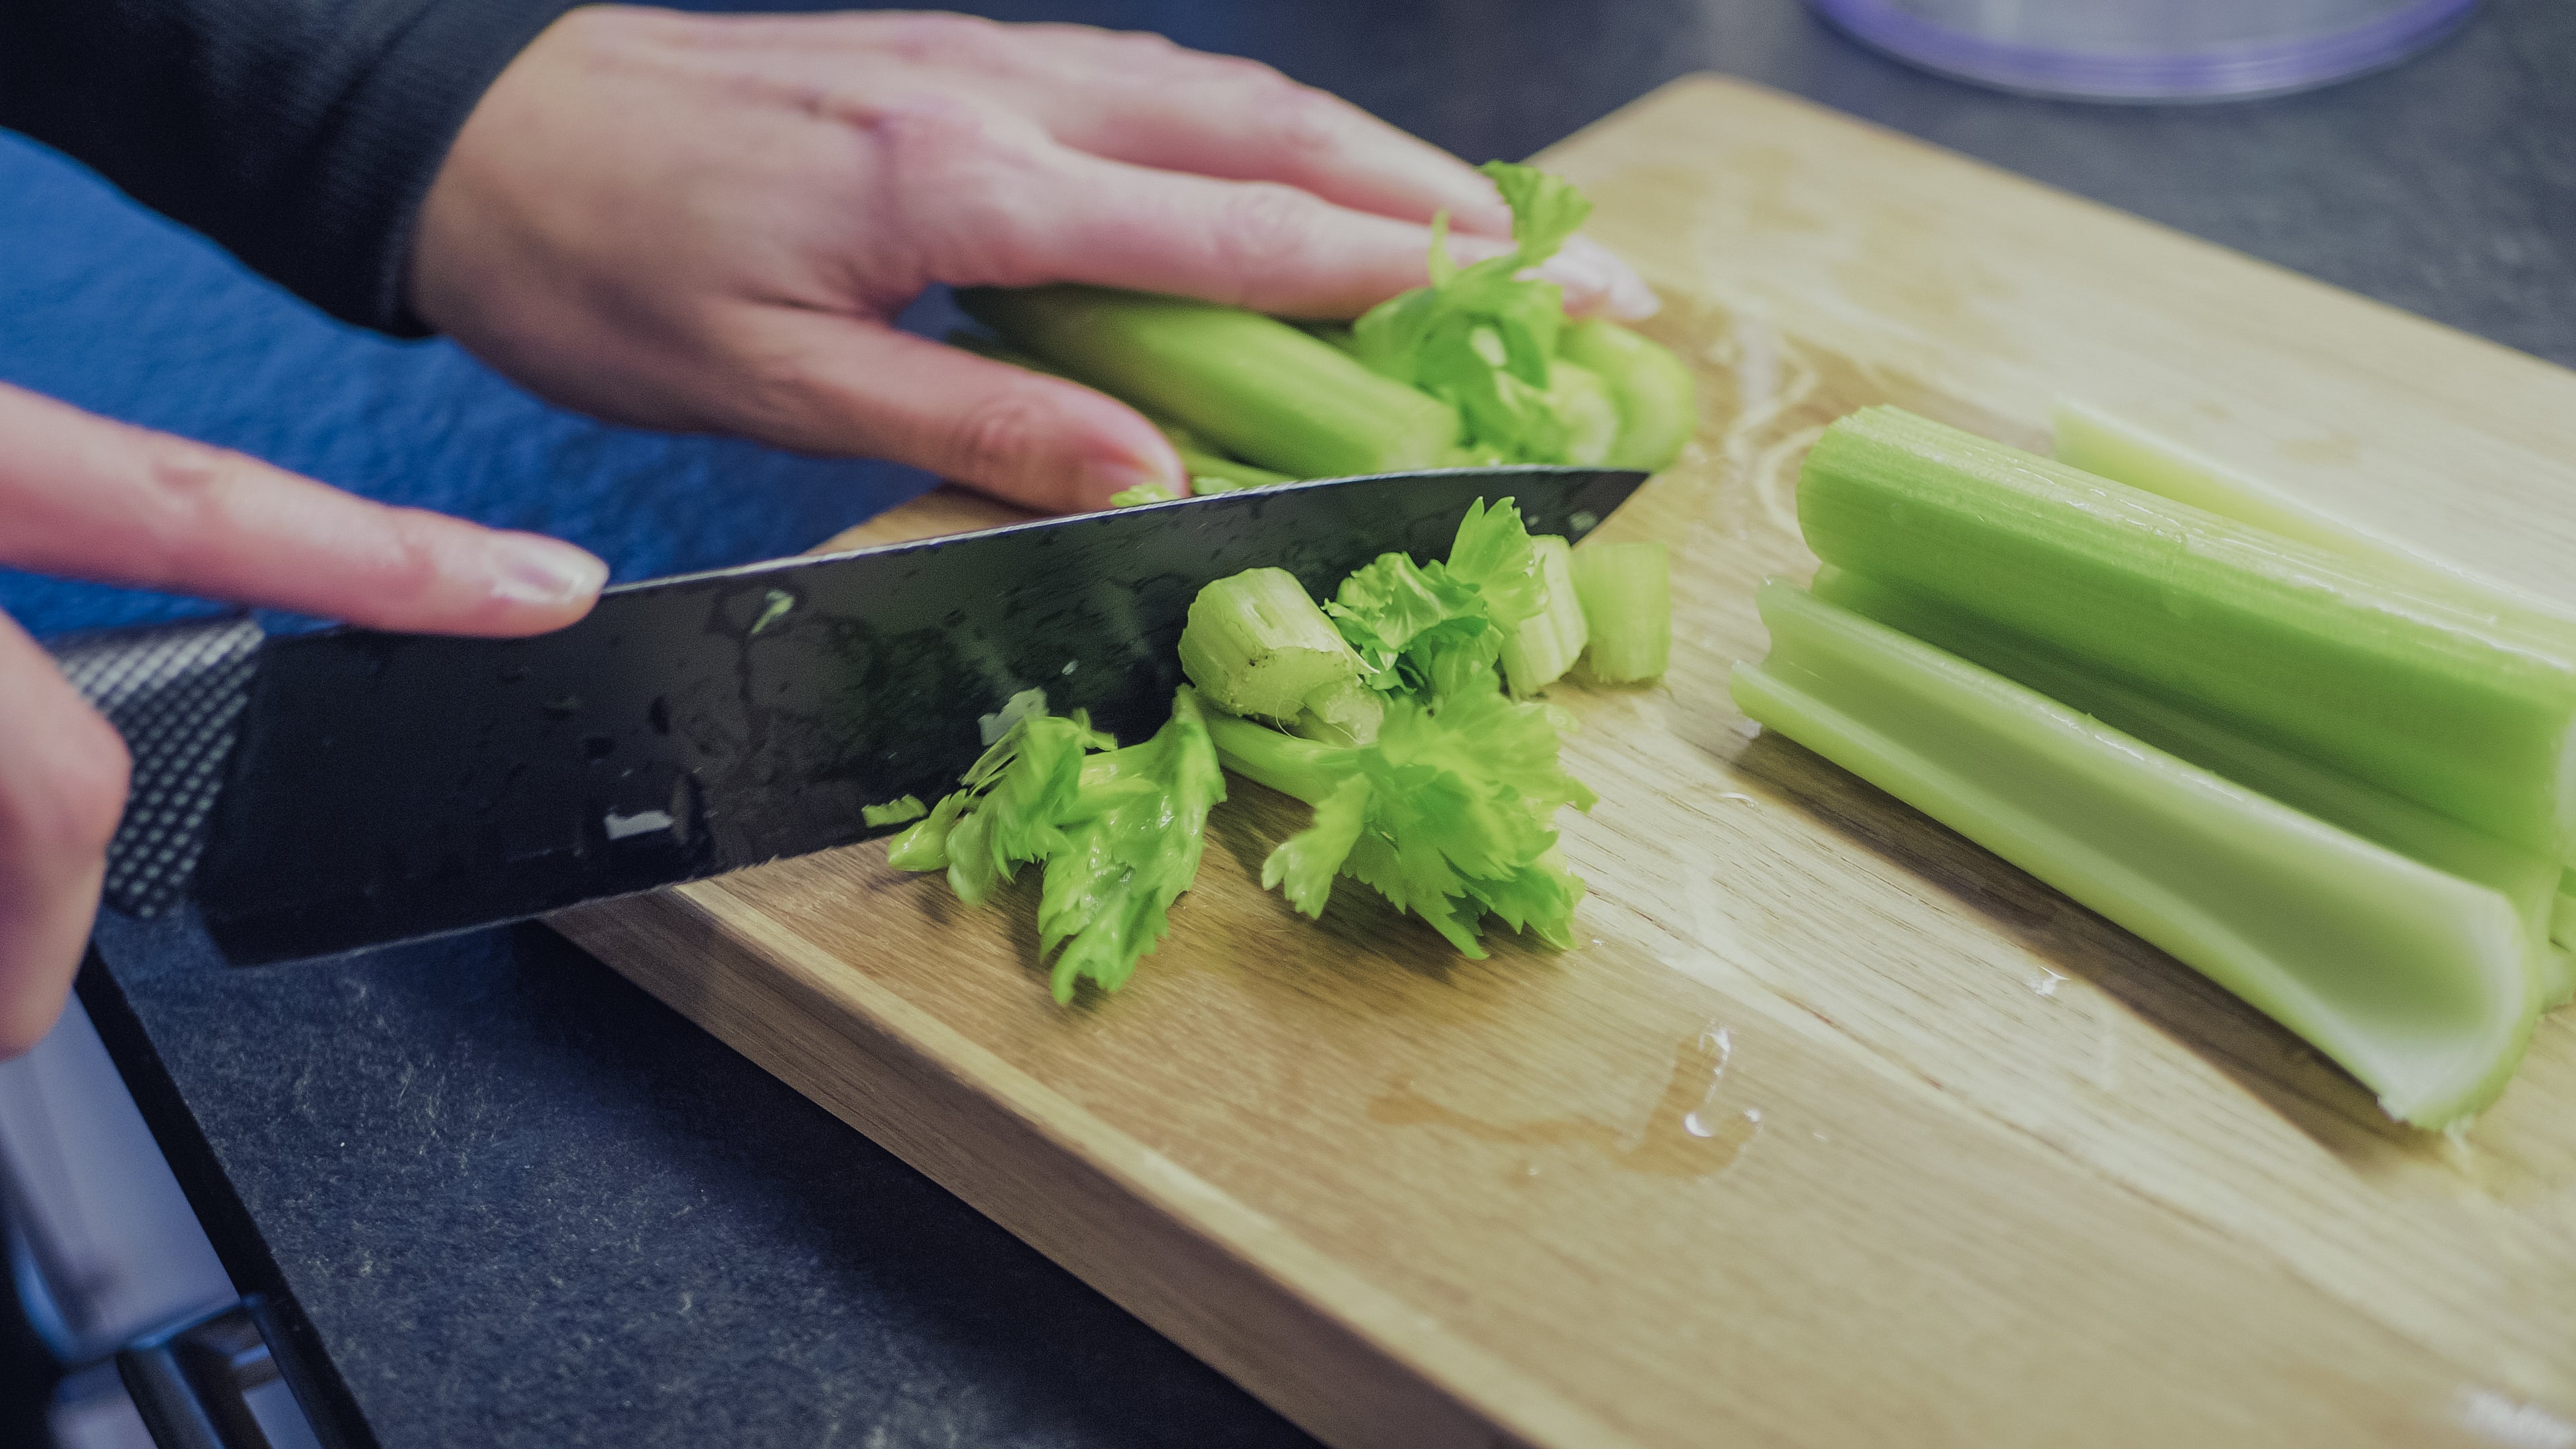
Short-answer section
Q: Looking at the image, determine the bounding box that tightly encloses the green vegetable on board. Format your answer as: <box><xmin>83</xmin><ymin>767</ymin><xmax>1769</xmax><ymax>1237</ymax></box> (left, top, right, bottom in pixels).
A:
<box><xmin>1798</xmin><ymin>406</ymin><xmax>2576</xmax><ymax>863</ymax></box>
<box><xmin>1569</xmin><ymin>541</ymin><xmax>1671</xmax><ymax>684</ymax></box>
<box><xmin>881</xmin><ymin>690</ymin><xmax>1224</xmax><ymax>1002</ymax></box>
<box><xmin>875</xmin><ymin>497</ymin><xmax>1657</xmax><ymax>1004</ymax></box>
<box><xmin>1741</xmin><ymin>404</ymin><xmax>2576</xmax><ymax>1126</ymax></box>
<box><xmin>1732</xmin><ymin>581</ymin><xmax>2538</xmax><ymax>1130</ymax></box>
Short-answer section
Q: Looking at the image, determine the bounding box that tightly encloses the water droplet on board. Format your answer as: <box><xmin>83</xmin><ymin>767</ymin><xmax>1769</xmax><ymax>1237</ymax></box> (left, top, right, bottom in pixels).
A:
<box><xmin>2028</xmin><ymin>967</ymin><xmax>2069</xmax><ymax>998</ymax></box>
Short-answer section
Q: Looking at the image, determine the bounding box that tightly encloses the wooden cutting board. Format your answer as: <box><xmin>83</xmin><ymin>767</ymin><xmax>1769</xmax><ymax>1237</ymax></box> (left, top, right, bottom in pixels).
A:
<box><xmin>552</xmin><ymin>77</ymin><xmax>2576</xmax><ymax>1449</ymax></box>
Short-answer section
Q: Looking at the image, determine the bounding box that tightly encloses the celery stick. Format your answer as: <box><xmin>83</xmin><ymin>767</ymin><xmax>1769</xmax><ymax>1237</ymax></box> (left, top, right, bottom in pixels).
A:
<box><xmin>1497</xmin><ymin>536</ymin><xmax>1589</xmax><ymax>695</ymax></box>
<box><xmin>1733</xmin><ymin>582</ymin><xmax>2538</xmax><ymax>1128</ymax></box>
<box><xmin>2559</xmin><ymin>870</ymin><xmax>2576</xmax><ymax>947</ymax></box>
<box><xmin>1815</xmin><ymin>565</ymin><xmax>2569</xmax><ymax>1008</ymax></box>
<box><xmin>1800</xmin><ymin>407</ymin><xmax>2576</xmax><ymax>862</ymax></box>
<box><xmin>1558</xmin><ymin>319</ymin><xmax>1696</xmax><ymax>472</ymax></box>
<box><xmin>1543</xmin><ymin>360</ymin><xmax>1621</xmax><ymax>468</ymax></box>
<box><xmin>2051</xmin><ymin>400</ymin><xmax>2576</xmax><ymax>625</ymax></box>
<box><xmin>961</xmin><ymin>286</ymin><xmax>1462</xmax><ymax>479</ymax></box>
<box><xmin>1570</xmin><ymin>541</ymin><xmax>1670</xmax><ymax>683</ymax></box>
<box><xmin>1178</xmin><ymin>568</ymin><xmax>1383</xmax><ymax>743</ymax></box>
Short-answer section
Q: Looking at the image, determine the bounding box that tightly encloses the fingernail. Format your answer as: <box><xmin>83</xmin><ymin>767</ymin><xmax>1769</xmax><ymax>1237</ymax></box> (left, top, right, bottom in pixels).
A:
<box><xmin>490</xmin><ymin>535</ymin><xmax>608</xmax><ymax>608</ymax></box>
<box><xmin>1532</xmin><ymin>252</ymin><xmax>1614</xmax><ymax>304</ymax></box>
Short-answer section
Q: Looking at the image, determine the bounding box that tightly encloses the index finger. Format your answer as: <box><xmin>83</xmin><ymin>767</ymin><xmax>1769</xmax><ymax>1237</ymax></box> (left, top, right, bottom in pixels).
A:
<box><xmin>0</xmin><ymin>382</ymin><xmax>604</xmax><ymax>636</ymax></box>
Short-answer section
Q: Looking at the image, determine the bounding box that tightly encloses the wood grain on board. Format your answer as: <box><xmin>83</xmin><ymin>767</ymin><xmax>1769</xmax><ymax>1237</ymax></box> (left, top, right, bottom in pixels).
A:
<box><xmin>552</xmin><ymin>77</ymin><xmax>2576</xmax><ymax>1448</ymax></box>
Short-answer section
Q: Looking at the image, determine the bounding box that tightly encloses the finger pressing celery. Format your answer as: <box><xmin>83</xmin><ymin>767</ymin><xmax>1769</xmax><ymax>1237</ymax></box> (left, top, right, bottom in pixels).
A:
<box><xmin>1801</xmin><ymin>407</ymin><xmax>2576</xmax><ymax>863</ymax></box>
<box><xmin>1569</xmin><ymin>541</ymin><xmax>1671</xmax><ymax>684</ymax></box>
<box><xmin>1733</xmin><ymin>582</ymin><xmax>2538</xmax><ymax>1130</ymax></box>
<box><xmin>961</xmin><ymin>164</ymin><xmax>1697</xmax><ymax>490</ymax></box>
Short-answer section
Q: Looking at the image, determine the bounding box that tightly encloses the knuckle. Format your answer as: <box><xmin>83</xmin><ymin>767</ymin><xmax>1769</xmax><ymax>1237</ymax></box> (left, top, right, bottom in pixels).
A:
<box><xmin>944</xmin><ymin>394</ymin><xmax>1049</xmax><ymax>481</ymax></box>
<box><xmin>864</xmin><ymin>97</ymin><xmax>1041</xmax><ymax>281</ymax></box>
<box><xmin>869</xmin><ymin>11</ymin><xmax>1005</xmax><ymax>62</ymax></box>
<box><xmin>1211</xmin><ymin>182</ymin><xmax>1324</xmax><ymax>287</ymax></box>
<box><xmin>1263</xmin><ymin>81</ymin><xmax>1346</xmax><ymax>161</ymax></box>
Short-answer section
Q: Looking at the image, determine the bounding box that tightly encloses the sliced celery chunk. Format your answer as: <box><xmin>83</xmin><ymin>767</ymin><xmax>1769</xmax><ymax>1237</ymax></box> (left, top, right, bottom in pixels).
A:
<box><xmin>1733</xmin><ymin>582</ymin><xmax>2538</xmax><ymax>1128</ymax></box>
<box><xmin>1801</xmin><ymin>407</ymin><xmax>2576</xmax><ymax>863</ymax></box>
<box><xmin>1570</xmin><ymin>541</ymin><xmax>1671</xmax><ymax>683</ymax></box>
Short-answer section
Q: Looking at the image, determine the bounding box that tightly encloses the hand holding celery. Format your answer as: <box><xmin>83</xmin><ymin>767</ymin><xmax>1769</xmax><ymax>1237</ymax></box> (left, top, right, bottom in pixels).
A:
<box><xmin>1737</xmin><ymin>406</ymin><xmax>2576</xmax><ymax>1127</ymax></box>
<box><xmin>959</xmin><ymin>165</ymin><xmax>1695</xmax><ymax>498</ymax></box>
<box><xmin>879</xmin><ymin>499</ymin><xmax>1671</xmax><ymax>1002</ymax></box>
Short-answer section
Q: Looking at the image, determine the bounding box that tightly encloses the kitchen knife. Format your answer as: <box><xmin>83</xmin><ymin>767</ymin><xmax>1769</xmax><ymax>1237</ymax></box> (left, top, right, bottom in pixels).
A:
<box><xmin>49</xmin><ymin>467</ymin><xmax>1646</xmax><ymax>966</ymax></box>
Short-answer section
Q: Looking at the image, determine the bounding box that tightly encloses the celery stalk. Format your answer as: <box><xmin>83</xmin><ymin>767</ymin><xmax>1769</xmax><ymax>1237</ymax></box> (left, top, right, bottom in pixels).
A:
<box><xmin>1558</xmin><ymin>319</ymin><xmax>1696</xmax><ymax>472</ymax></box>
<box><xmin>1733</xmin><ymin>582</ymin><xmax>2539</xmax><ymax>1128</ymax></box>
<box><xmin>1542</xmin><ymin>360</ymin><xmax>1621</xmax><ymax>468</ymax></box>
<box><xmin>2051</xmin><ymin>400</ymin><xmax>2576</xmax><ymax>625</ymax></box>
<box><xmin>1569</xmin><ymin>541</ymin><xmax>1670</xmax><ymax>683</ymax></box>
<box><xmin>961</xmin><ymin>286</ymin><xmax>1462</xmax><ymax>480</ymax></box>
<box><xmin>1800</xmin><ymin>407</ymin><xmax>2576</xmax><ymax>862</ymax></box>
<box><xmin>1815</xmin><ymin>566</ymin><xmax>2571</xmax><ymax>1009</ymax></box>
<box><xmin>1178</xmin><ymin>568</ymin><xmax>1383</xmax><ymax>744</ymax></box>
<box><xmin>1497</xmin><ymin>536</ymin><xmax>1589</xmax><ymax>695</ymax></box>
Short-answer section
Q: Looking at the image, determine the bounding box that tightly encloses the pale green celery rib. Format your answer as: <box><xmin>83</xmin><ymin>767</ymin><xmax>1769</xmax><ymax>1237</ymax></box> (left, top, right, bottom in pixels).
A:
<box><xmin>1570</xmin><ymin>541</ymin><xmax>1671</xmax><ymax>683</ymax></box>
<box><xmin>1816</xmin><ymin>565</ymin><xmax>2571</xmax><ymax>1011</ymax></box>
<box><xmin>1733</xmin><ymin>582</ymin><xmax>2538</xmax><ymax>1129</ymax></box>
<box><xmin>1498</xmin><ymin>536</ymin><xmax>1589</xmax><ymax>696</ymax></box>
<box><xmin>2051</xmin><ymin>400</ymin><xmax>2576</xmax><ymax>627</ymax></box>
<box><xmin>959</xmin><ymin>286</ymin><xmax>1462</xmax><ymax>480</ymax></box>
<box><xmin>1801</xmin><ymin>407</ymin><xmax>2576</xmax><ymax>863</ymax></box>
<box><xmin>1558</xmin><ymin>319</ymin><xmax>1695</xmax><ymax>472</ymax></box>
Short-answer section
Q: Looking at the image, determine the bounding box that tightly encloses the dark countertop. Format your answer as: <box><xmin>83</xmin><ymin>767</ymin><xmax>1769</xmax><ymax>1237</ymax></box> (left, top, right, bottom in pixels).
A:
<box><xmin>12</xmin><ymin>2</ymin><xmax>2573</xmax><ymax>1444</ymax></box>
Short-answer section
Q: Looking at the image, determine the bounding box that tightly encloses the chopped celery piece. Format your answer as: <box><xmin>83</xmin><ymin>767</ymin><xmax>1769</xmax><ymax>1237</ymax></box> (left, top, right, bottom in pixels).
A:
<box><xmin>862</xmin><ymin>795</ymin><xmax>927</xmax><ymax>827</ymax></box>
<box><xmin>1816</xmin><ymin>565</ymin><xmax>2570</xmax><ymax>1010</ymax></box>
<box><xmin>1438</xmin><ymin>497</ymin><xmax>1557</xmax><ymax>695</ymax></box>
<box><xmin>1495</xmin><ymin>535</ymin><xmax>1589</xmax><ymax>694</ymax></box>
<box><xmin>1328</xmin><ymin>550</ymin><xmax>1495</xmax><ymax>694</ymax></box>
<box><xmin>1178</xmin><ymin>567</ymin><xmax>1382</xmax><ymax>743</ymax></box>
<box><xmin>1801</xmin><ymin>407</ymin><xmax>2576</xmax><ymax>862</ymax></box>
<box><xmin>1733</xmin><ymin>582</ymin><xmax>2538</xmax><ymax>1129</ymax></box>
<box><xmin>2051</xmin><ymin>400</ymin><xmax>2576</xmax><ymax>625</ymax></box>
<box><xmin>960</xmin><ymin>285</ymin><xmax>1462</xmax><ymax>480</ymax></box>
<box><xmin>1569</xmin><ymin>541</ymin><xmax>1670</xmax><ymax>683</ymax></box>
<box><xmin>2559</xmin><ymin>870</ymin><xmax>2576</xmax><ymax>946</ymax></box>
<box><xmin>1034</xmin><ymin>688</ymin><xmax>1226</xmax><ymax>1002</ymax></box>
<box><xmin>1204</xmin><ymin>675</ymin><xmax>1595</xmax><ymax>957</ymax></box>
<box><xmin>1108</xmin><ymin>483</ymin><xmax>1179</xmax><ymax>507</ymax></box>
<box><xmin>1558</xmin><ymin>319</ymin><xmax>1696</xmax><ymax>472</ymax></box>
<box><xmin>884</xmin><ymin>692</ymin><xmax>1222</xmax><ymax>1002</ymax></box>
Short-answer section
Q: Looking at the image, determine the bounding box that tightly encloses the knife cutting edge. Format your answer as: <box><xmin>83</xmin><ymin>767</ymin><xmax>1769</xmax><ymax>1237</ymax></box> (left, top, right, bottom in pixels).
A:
<box><xmin>50</xmin><ymin>468</ymin><xmax>1646</xmax><ymax>966</ymax></box>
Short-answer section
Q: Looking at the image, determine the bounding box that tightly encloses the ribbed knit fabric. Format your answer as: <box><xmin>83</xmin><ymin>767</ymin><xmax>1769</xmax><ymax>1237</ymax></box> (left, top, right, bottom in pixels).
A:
<box><xmin>0</xmin><ymin>0</ymin><xmax>582</xmax><ymax>335</ymax></box>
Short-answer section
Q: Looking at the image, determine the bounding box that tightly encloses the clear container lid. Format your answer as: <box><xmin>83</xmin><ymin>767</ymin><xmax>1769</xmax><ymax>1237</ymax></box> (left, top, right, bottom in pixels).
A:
<box><xmin>1808</xmin><ymin>0</ymin><xmax>2481</xmax><ymax>102</ymax></box>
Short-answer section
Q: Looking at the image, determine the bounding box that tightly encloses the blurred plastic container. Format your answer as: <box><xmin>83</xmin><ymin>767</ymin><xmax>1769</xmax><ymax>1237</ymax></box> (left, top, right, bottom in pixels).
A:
<box><xmin>1809</xmin><ymin>0</ymin><xmax>2481</xmax><ymax>101</ymax></box>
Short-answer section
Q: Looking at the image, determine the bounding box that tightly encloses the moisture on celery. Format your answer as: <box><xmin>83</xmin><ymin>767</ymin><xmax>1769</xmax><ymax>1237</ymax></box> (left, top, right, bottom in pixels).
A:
<box><xmin>1801</xmin><ymin>406</ymin><xmax>2576</xmax><ymax>863</ymax></box>
<box><xmin>1733</xmin><ymin>581</ymin><xmax>2538</xmax><ymax>1130</ymax></box>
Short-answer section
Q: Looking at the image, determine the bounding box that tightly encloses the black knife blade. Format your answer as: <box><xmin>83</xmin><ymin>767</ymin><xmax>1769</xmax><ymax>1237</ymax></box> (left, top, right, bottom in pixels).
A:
<box><xmin>54</xmin><ymin>466</ymin><xmax>1645</xmax><ymax>965</ymax></box>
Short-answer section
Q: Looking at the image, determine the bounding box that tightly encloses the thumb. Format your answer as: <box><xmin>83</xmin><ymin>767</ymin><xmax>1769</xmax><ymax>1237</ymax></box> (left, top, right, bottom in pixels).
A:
<box><xmin>726</xmin><ymin>311</ymin><xmax>1186</xmax><ymax>513</ymax></box>
<box><xmin>0</xmin><ymin>382</ymin><xmax>605</xmax><ymax>636</ymax></box>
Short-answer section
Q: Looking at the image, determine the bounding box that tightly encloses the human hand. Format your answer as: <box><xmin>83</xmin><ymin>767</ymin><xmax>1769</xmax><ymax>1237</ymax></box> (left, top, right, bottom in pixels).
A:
<box><xmin>0</xmin><ymin>382</ymin><xmax>606</xmax><ymax>1055</ymax></box>
<box><xmin>410</xmin><ymin>7</ymin><xmax>1658</xmax><ymax>514</ymax></box>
